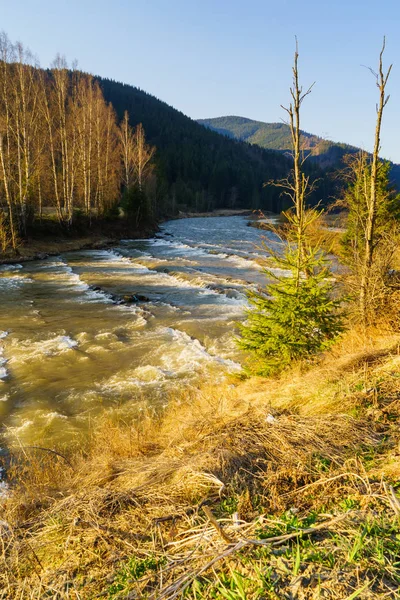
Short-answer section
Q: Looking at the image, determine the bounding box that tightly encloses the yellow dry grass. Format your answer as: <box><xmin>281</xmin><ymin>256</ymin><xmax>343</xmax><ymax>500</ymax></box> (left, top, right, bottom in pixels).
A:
<box><xmin>1</xmin><ymin>328</ymin><xmax>400</xmax><ymax>598</ymax></box>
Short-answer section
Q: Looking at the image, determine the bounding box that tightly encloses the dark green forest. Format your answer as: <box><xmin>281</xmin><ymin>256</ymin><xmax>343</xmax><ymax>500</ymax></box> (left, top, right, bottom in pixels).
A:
<box><xmin>98</xmin><ymin>78</ymin><xmax>336</xmax><ymax>215</ymax></box>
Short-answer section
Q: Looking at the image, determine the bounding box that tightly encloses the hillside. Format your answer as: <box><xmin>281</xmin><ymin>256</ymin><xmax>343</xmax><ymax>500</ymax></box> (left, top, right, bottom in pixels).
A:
<box><xmin>97</xmin><ymin>81</ymin><xmax>295</xmax><ymax>214</ymax></box>
<box><xmin>198</xmin><ymin>116</ymin><xmax>400</xmax><ymax>185</ymax></box>
<box><xmin>198</xmin><ymin>117</ymin><xmax>314</xmax><ymax>150</ymax></box>
<box><xmin>98</xmin><ymin>81</ymin><xmax>335</xmax><ymax>213</ymax></box>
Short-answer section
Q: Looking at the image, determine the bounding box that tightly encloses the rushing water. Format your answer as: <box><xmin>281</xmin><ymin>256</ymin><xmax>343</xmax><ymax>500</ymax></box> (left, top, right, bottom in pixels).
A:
<box><xmin>0</xmin><ymin>215</ymin><xmax>276</xmax><ymax>446</ymax></box>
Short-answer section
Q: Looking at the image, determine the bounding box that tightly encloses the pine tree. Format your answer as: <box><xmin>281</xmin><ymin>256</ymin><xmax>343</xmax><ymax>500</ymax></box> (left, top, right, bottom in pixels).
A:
<box><xmin>239</xmin><ymin>235</ymin><xmax>344</xmax><ymax>376</ymax></box>
<box><xmin>238</xmin><ymin>42</ymin><xmax>344</xmax><ymax>376</ymax></box>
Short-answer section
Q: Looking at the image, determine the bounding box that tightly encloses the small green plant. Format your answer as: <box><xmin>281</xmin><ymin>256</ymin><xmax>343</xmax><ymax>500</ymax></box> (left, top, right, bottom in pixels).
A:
<box><xmin>347</xmin><ymin>526</ymin><xmax>367</xmax><ymax>562</ymax></box>
<box><xmin>190</xmin><ymin>566</ymin><xmax>279</xmax><ymax>599</ymax></box>
<box><xmin>339</xmin><ymin>497</ymin><xmax>361</xmax><ymax>511</ymax></box>
<box><xmin>108</xmin><ymin>555</ymin><xmax>164</xmax><ymax>598</ymax></box>
<box><xmin>217</xmin><ymin>495</ymin><xmax>238</xmax><ymax>516</ymax></box>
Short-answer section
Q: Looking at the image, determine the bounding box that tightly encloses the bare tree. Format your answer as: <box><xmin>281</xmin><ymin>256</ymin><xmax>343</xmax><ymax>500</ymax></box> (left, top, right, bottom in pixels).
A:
<box><xmin>93</xmin><ymin>98</ymin><xmax>120</xmax><ymax>216</ymax></box>
<box><xmin>359</xmin><ymin>38</ymin><xmax>392</xmax><ymax>323</ymax></box>
<box><xmin>118</xmin><ymin>111</ymin><xmax>135</xmax><ymax>191</ymax></box>
<box><xmin>51</xmin><ymin>55</ymin><xmax>77</xmax><ymax>224</ymax></box>
<box><xmin>132</xmin><ymin>123</ymin><xmax>155</xmax><ymax>192</ymax></box>
<box><xmin>12</xmin><ymin>42</ymin><xmax>42</xmax><ymax>232</ymax></box>
<box><xmin>75</xmin><ymin>73</ymin><xmax>95</xmax><ymax>218</ymax></box>
<box><xmin>276</xmin><ymin>40</ymin><xmax>316</xmax><ymax>284</ymax></box>
<box><xmin>0</xmin><ymin>33</ymin><xmax>17</xmax><ymax>248</ymax></box>
<box><xmin>0</xmin><ymin>34</ymin><xmax>42</xmax><ymax>244</ymax></box>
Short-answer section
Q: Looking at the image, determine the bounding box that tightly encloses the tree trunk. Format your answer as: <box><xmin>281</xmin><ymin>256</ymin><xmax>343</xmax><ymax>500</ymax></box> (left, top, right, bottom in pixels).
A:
<box><xmin>360</xmin><ymin>39</ymin><xmax>392</xmax><ymax>324</ymax></box>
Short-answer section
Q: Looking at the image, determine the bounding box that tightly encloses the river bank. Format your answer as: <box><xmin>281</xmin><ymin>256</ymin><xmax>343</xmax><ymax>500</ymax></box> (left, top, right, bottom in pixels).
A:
<box><xmin>2</xmin><ymin>213</ymin><xmax>399</xmax><ymax>598</ymax></box>
<box><xmin>0</xmin><ymin>218</ymin><xmax>159</xmax><ymax>265</ymax></box>
<box><xmin>0</xmin><ymin>209</ymin><xmax>258</xmax><ymax>266</ymax></box>
<box><xmin>2</xmin><ymin>324</ymin><xmax>400</xmax><ymax>598</ymax></box>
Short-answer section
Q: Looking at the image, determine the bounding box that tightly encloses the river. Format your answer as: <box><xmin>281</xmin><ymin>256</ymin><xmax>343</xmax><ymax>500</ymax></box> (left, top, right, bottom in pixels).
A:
<box><xmin>0</xmin><ymin>215</ymin><xmax>276</xmax><ymax>447</ymax></box>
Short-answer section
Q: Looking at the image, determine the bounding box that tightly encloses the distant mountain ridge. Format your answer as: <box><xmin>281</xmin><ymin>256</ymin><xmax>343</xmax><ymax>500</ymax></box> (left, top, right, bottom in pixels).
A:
<box><xmin>198</xmin><ymin>116</ymin><xmax>400</xmax><ymax>185</ymax></box>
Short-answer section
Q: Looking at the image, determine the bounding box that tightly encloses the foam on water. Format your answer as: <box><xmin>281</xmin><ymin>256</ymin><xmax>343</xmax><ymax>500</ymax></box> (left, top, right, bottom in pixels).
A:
<box><xmin>159</xmin><ymin>326</ymin><xmax>241</xmax><ymax>372</ymax></box>
<box><xmin>112</xmin><ymin>304</ymin><xmax>149</xmax><ymax>325</ymax></box>
<box><xmin>44</xmin><ymin>411</ymin><xmax>68</xmax><ymax>423</ymax></box>
<box><xmin>146</xmin><ymin>238</ymin><xmax>214</xmax><ymax>259</ymax></box>
<box><xmin>0</xmin><ymin>332</ymin><xmax>8</xmax><ymax>381</ymax></box>
<box><xmin>0</xmin><ymin>263</ymin><xmax>23</xmax><ymax>271</ymax></box>
<box><xmin>5</xmin><ymin>410</ymin><xmax>74</xmax><ymax>445</ymax></box>
<box><xmin>42</xmin><ymin>258</ymin><xmax>115</xmax><ymax>303</ymax></box>
<box><xmin>226</xmin><ymin>254</ymin><xmax>263</xmax><ymax>270</ymax></box>
<box><xmin>144</xmin><ymin>236</ymin><xmax>266</xmax><ymax>274</ymax></box>
<box><xmin>0</xmin><ymin>476</ymin><xmax>9</xmax><ymax>499</ymax></box>
<box><xmin>100</xmin><ymin>325</ymin><xmax>240</xmax><ymax>395</ymax></box>
<box><xmin>8</xmin><ymin>418</ymin><xmax>33</xmax><ymax>434</ymax></box>
<box><xmin>162</xmin><ymin>270</ymin><xmax>247</xmax><ymax>303</ymax></box>
<box><xmin>113</xmin><ymin>256</ymin><xmax>248</xmax><ymax>308</ymax></box>
<box><xmin>266</xmin><ymin>266</ymin><xmax>293</xmax><ymax>278</ymax></box>
<box><xmin>39</xmin><ymin>259</ymin><xmax>66</xmax><ymax>269</ymax></box>
<box><xmin>9</xmin><ymin>333</ymin><xmax>78</xmax><ymax>362</ymax></box>
<box><xmin>0</xmin><ymin>275</ymin><xmax>33</xmax><ymax>289</ymax></box>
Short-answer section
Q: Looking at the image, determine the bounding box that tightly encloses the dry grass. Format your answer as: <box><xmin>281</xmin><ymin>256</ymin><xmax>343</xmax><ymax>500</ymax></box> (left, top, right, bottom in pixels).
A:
<box><xmin>1</xmin><ymin>330</ymin><xmax>400</xmax><ymax>599</ymax></box>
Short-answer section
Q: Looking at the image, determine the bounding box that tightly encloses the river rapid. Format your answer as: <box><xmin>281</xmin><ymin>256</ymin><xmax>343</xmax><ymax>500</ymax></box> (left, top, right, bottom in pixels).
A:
<box><xmin>0</xmin><ymin>215</ymin><xmax>276</xmax><ymax>447</ymax></box>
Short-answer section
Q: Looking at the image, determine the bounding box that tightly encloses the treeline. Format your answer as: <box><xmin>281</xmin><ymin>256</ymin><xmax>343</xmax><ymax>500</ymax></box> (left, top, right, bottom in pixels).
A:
<box><xmin>0</xmin><ymin>33</ymin><xmax>155</xmax><ymax>252</ymax></box>
<box><xmin>0</xmin><ymin>32</ymin><xmax>341</xmax><ymax>255</ymax></box>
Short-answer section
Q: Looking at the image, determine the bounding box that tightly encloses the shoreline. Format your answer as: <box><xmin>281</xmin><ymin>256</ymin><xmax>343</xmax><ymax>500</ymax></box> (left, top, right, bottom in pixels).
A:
<box><xmin>0</xmin><ymin>224</ymin><xmax>158</xmax><ymax>266</ymax></box>
<box><xmin>170</xmin><ymin>208</ymin><xmax>254</xmax><ymax>220</ymax></box>
<box><xmin>0</xmin><ymin>209</ymin><xmax>259</xmax><ymax>266</ymax></box>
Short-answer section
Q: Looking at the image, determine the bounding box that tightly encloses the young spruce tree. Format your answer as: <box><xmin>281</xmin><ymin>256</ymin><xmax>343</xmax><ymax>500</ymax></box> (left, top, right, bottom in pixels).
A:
<box><xmin>239</xmin><ymin>42</ymin><xmax>344</xmax><ymax>376</ymax></box>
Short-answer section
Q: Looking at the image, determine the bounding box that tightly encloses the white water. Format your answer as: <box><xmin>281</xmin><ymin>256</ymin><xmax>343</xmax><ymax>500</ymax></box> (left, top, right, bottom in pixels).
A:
<box><xmin>0</xmin><ymin>215</ymin><xmax>278</xmax><ymax>445</ymax></box>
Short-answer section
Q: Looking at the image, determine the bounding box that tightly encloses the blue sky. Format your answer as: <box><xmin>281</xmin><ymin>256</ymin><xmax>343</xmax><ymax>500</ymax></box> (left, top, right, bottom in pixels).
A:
<box><xmin>2</xmin><ymin>0</ymin><xmax>400</xmax><ymax>161</ymax></box>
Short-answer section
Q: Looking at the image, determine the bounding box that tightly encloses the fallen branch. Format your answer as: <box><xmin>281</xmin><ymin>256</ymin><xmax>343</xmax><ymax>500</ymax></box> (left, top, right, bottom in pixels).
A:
<box><xmin>156</xmin><ymin>513</ymin><xmax>351</xmax><ymax>600</ymax></box>
<box><xmin>202</xmin><ymin>506</ymin><xmax>234</xmax><ymax>544</ymax></box>
<box><xmin>23</xmin><ymin>446</ymin><xmax>74</xmax><ymax>470</ymax></box>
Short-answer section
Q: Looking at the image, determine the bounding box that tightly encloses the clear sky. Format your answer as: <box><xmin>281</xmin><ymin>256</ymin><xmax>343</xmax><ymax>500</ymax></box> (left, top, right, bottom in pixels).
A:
<box><xmin>2</xmin><ymin>0</ymin><xmax>400</xmax><ymax>161</ymax></box>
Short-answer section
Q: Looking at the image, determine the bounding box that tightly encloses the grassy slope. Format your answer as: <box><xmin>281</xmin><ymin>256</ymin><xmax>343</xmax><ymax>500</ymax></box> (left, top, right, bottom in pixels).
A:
<box><xmin>1</xmin><ymin>324</ymin><xmax>400</xmax><ymax>599</ymax></box>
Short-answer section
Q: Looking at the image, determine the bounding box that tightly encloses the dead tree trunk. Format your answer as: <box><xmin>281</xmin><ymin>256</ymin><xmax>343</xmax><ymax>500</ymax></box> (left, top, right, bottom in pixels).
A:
<box><xmin>360</xmin><ymin>38</ymin><xmax>392</xmax><ymax>323</ymax></box>
<box><xmin>282</xmin><ymin>40</ymin><xmax>314</xmax><ymax>286</ymax></box>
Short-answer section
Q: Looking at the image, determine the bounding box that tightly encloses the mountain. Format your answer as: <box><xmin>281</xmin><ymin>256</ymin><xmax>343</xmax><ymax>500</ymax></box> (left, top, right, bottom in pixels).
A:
<box><xmin>198</xmin><ymin>116</ymin><xmax>400</xmax><ymax>186</ymax></box>
<box><xmin>98</xmin><ymin>81</ymin><xmax>296</xmax><ymax>214</ymax></box>
<box><xmin>98</xmin><ymin>81</ymin><xmax>334</xmax><ymax>214</ymax></box>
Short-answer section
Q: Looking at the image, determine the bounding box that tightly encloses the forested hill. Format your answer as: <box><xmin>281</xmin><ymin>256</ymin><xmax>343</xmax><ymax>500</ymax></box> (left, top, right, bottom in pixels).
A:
<box><xmin>198</xmin><ymin>117</ymin><xmax>319</xmax><ymax>151</ymax></box>
<box><xmin>98</xmin><ymin>78</ymin><xmax>327</xmax><ymax>214</ymax></box>
<box><xmin>198</xmin><ymin>116</ymin><xmax>400</xmax><ymax>187</ymax></box>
